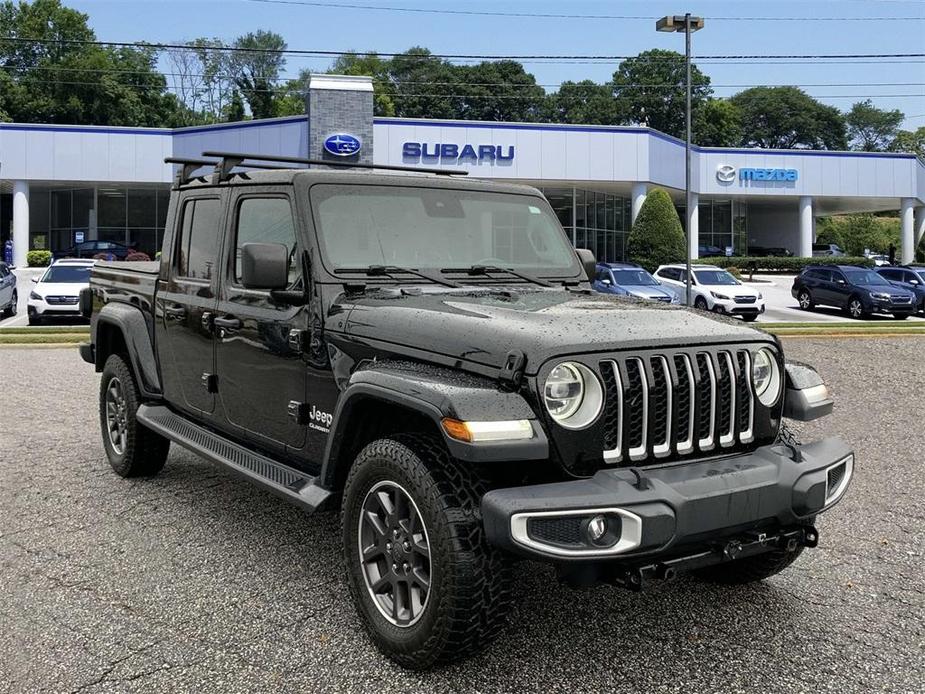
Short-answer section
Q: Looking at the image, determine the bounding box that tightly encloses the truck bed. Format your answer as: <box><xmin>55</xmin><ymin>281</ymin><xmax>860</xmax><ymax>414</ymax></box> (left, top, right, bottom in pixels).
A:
<box><xmin>91</xmin><ymin>261</ymin><xmax>159</xmax><ymax>312</ymax></box>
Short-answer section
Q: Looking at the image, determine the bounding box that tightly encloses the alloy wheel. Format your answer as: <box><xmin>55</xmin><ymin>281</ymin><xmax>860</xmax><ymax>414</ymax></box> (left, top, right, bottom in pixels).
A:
<box><xmin>358</xmin><ymin>480</ymin><xmax>432</xmax><ymax>627</ymax></box>
<box><xmin>849</xmin><ymin>299</ymin><xmax>863</xmax><ymax>319</ymax></box>
<box><xmin>105</xmin><ymin>376</ymin><xmax>128</xmax><ymax>454</ymax></box>
<box><xmin>9</xmin><ymin>292</ymin><xmax>16</xmax><ymax>316</ymax></box>
<box><xmin>798</xmin><ymin>291</ymin><xmax>811</xmax><ymax>310</ymax></box>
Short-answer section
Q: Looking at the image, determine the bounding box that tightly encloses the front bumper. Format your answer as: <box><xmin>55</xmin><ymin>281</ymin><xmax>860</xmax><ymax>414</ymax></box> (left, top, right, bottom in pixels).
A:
<box><xmin>481</xmin><ymin>437</ymin><xmax>853</xmax><ymax>563</ymax></box>
<box><xmin>868</xmin><ymin>298</ymin><xmax>914</xmax><ymax>315</ymax></box>
<box><xmin>712</xmin><ymin>298</ymin><xmax>765</xmax><ymax>316</ymax></box>
<box><xmin>28</xmin><ymin>298</ymin><xmax>81</xmax><ymax>317</ymax></box>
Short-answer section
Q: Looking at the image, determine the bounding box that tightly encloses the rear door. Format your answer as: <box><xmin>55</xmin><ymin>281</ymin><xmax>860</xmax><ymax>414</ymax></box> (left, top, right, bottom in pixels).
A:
<box><xmin>155</xmin><ymin>193</ymin><xmax>225</xmax><ymax>416</ymax></box>
<box><xmin>213</xmin><ymin>188</ymin><xmax>307</xmax><ymax>455</ymax></box>
<box><xmin>0</xmin><ymin>264</ymin><xmax>13</xmax><ymax>307</ymax></box>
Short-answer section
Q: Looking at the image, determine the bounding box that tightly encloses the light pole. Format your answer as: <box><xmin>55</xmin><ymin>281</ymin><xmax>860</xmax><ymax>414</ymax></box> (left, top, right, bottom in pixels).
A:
<box><xmin>657</xmin><ymin>13</ymin><xmax>703</xmax><ymax>307</ymax></box>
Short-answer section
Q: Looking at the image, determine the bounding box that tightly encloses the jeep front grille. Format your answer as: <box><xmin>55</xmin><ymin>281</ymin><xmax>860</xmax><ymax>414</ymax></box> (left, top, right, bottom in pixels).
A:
<box><xmin>600</xmin><ymin>348</ymin><xmax>756</xmax><ymax>465</ymax></box>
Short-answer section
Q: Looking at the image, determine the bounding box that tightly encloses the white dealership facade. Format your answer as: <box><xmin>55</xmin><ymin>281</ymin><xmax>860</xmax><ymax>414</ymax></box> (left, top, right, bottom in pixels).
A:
<box><xmin>2</xmin><ymin>74</ymin><xmax>924</xmax><ymax>268</ymax></box>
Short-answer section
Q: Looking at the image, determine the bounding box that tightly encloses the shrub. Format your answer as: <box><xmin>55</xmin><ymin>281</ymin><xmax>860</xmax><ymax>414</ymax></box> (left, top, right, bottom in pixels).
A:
<box><xmin>26</xmin><ymin>250</ymin><xmax>51</xmax><ymax>267</ymax></box>
<box><xmin>92</xmin><ymin>252</ymin><xmax>110</xmax><ymax>260</ymax></box>
<box><xmin>626</xmin><ymin>187</ymin><xmax>686</xmax><ymax>272</ymax></box>
<box><xmin>726</xmin><ymin>266</ymin><xmax>742</xmax><ymax>279</ymax></box>
<box><xmin>125</xmin><ymin>251</ymin><xmax>151</xmax><ymax>261</ymax></box>
<box><xmin>709</xmin><ymin>256</ymin><xmax>874</xmax><ymax>272</ymax></box>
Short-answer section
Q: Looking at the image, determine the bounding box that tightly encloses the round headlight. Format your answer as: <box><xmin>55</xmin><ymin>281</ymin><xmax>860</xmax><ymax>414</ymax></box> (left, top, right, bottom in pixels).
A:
<box><xmin>752</xmin><ymin>348</ymin><xmax>781</xmax><ymax>406</ymax></box>
<box><xmin>544</xmin><ymin>363</ymin><xmax>584</xmax><ymax>419</ymax></box>
<box><xmin>543</xmin><ymin>361</ymin><xmax>604</xmax><ymax>429</ymax></box>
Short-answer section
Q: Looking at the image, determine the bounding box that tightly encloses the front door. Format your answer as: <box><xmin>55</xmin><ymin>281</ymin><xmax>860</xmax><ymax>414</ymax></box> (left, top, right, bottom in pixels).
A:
<box><xmin>214</xmin><ymin>191</ymin><xmax>307</xmax><ymax>455</ymax></box>
<box><xmin>156</xmin><ymin>194</ymin><xmax>225</xmax><ymax>415</ymax></box>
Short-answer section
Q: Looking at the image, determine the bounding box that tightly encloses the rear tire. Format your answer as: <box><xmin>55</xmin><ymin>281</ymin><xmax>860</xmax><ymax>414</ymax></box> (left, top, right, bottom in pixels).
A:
<box><xmin>2</xmin><ymin>291</ymin><xmax>16</xmax><ymax>318</ymax></box>
<box><xmin>797</xmin><ymin>289</ymin><xmax>814</xmax><ymax>311</ymax></box>
<box><xmin>893</xmin><ymin>313</ymin><xmax>909</xmax><ymax>320</ymax></box>
<box><xmin>693</xmin><ymin>545</ymin><xmax>805</xmax><ymax>584</ymax></box>
<box><xmin>342</xmin><ymin>434</ymin><xmax>512</xmax><ymax>669</ymax></box>
<box><xmin>99</xmin><ymin>353</ymin><xmax>169</xmax><ymax>477</ymax></box>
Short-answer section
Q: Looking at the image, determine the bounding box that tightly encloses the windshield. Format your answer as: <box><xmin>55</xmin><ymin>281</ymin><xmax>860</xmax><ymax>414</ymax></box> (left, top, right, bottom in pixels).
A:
<box><xmin>40</xmin><ymin>265</ymin><xmax>92</xmax><ymax>283</ymax></box>
<box><xmin>913</xmin><ymin>269</ymin><xmax>925</xmax><ymax>282</ymax></box>
<box><xmin>310</xmin><ymin>185</ymin><xmax>580</xmax><ymax>275</ymax></box>
<box><xmin>694</xmin><ymin>270</ymin><xmax>739</xmax><ymax>286</ymax></box>
<box><xmin>611</xmin><ymin>269</ymin><xmax>658</xmax><ymax>286</ymax></box>
<box><xmin>844</xmin><ymin>269</ymin><xmax>889</xmax><ymax>286</ymax></box>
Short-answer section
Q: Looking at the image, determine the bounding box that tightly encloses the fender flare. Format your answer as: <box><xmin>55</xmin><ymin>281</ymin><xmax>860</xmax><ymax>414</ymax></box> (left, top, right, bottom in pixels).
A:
<box><xmin>93</xmin><ymin>302</ymin><xmax>162</xmax><ymax>398</ymax></box>
<box><xmin>319</xmin><ymin>362</ymin><xmax>548</xmax><ymax>490</ymax></box>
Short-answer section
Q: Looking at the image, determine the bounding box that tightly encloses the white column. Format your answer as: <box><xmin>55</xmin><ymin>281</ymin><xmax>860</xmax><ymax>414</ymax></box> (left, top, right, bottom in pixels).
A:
<box><xmin>687</xmin><ymin>193</ymin><xmax>699</xmax><ymax>260</ymax></box>
<box><xmin>798</xmin><ymin>196</ymin><xmax>813</xmax><ymax>258</ymax></box>
<box><xmin>630</xmin><ymin>183</ymin><xmax>647</xmax><ymax>225</ymax></box>
<box><xmin>913</xmin><ymin>205</ymin><xmax>925</xmax><ymax>252</ymax></box>
<box><xmin>12</xmin><ymin>181</ymin><xmax>29</xmax><ymax>268</ymax></box>
<box><xmin>900</xmin><ymin>198</ymin><xmax>915</xmax><ymax>264</ymax></box>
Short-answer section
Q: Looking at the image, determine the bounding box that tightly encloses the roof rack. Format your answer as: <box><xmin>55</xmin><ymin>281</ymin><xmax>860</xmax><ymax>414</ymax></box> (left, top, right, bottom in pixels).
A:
<box><xmin>200</xmin><ymin>150</ymin><xmax>468</xmax><ymax>180</ymax></box>
<box><xmin>164</xmin><ymin>156</ymin><xmax>289</xmax><ymax>187</ymax></box>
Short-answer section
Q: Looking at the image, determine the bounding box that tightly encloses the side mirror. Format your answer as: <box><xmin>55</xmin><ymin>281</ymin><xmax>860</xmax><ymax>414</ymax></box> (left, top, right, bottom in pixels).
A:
<box><xmin>910</xmin><ymin>279</ymin><xmax>920</xmax><ymax>285</ymax></box>
<box><xmin>575</xmin><ymin>248</ymin><xmax>597</xmax><ymax>281</ymax></box>
<box><xmin>601</xmin><ymin>278</ymin><xmax>612</xmax><ymax>285</ymax></box>
<box><xmin>241</xmin><ymin>243</ymin><xmax>289</xmax><ymax>290</ymax></box>
<box><xmin>31</xmin><ymin>276</ymin><xmax>39</xmax><ymax>283</ymax></box>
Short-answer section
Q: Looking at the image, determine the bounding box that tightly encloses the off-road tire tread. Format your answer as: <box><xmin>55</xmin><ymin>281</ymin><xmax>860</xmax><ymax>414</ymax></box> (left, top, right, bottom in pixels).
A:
<box><xmin>342</xmin><ymin>433</ymin><xmax>513</xmax><ymax>669</ymax></box>
<box><xmin>100</xmin><ymin>354</ymin><xmax>169</xmax><ymax>477</ymax></box>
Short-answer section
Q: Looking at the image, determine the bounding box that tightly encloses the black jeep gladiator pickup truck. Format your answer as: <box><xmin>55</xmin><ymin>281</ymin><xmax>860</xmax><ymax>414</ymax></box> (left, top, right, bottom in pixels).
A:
<box><xmin>80</xmin><ymin>152</ymin><xmax>854</xmax><ymax>669</ymax></box>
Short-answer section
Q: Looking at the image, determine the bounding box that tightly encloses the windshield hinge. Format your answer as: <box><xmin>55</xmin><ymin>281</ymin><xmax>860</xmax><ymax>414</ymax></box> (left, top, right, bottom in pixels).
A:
<box><xmin>498</xmin><ymin>350</ymin><xmax>527</xmax><ymax>392</ymax></box>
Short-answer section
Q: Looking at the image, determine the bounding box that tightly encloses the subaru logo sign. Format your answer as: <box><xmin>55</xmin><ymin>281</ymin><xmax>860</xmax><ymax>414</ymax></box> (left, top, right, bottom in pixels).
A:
<box><xmin>716</xmin><ymin>164</ymin><xmax>736</xmax><ymax>183</ymax></box>
<box><xmin>323</xmin><ymin>133</ymin><xmax>362</xmax><ymax>157</ymax></box>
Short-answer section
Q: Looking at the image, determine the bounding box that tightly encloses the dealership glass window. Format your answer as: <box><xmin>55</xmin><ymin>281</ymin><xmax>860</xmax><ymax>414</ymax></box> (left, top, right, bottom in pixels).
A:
<box><xmin>73</xmin><ymin>189</ymin><xmax>93</xmax><ymax>230</ymax></box>
<box><xmin>98</xmin><ymin>189</ymin><xmax>127</xmax><ymax>229</ymax></box>
<box><xmin>51</xmin><ymin>190</ymin><xmax>72</xmax><ymax>230</ymax></box>
<box><xmin>128</xmin><ymin>189</ymin><xmax>157</xmax><ymax>228</ymax></box>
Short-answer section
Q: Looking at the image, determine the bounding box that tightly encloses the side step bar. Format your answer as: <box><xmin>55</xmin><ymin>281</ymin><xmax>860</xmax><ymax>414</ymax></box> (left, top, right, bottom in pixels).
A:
<box><xmin>136</xmin><ymin>404</ymin><xmax>330</xmax><ymax>512</ymax></box>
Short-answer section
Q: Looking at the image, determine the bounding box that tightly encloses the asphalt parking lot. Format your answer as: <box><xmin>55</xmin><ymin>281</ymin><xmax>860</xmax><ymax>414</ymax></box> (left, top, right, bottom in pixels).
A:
<box><xmin>1</xmin><ymin>341</ymin><xmax>923</xmax><ymax>694</ymax></box>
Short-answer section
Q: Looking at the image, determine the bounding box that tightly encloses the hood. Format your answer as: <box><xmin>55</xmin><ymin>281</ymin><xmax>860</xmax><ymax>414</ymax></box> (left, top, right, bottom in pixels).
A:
<box><xmin>342</xmin><ymin>287</ymin><xmax>772</xmax><ymax>373</ymax></box>
<box><xmin>702</xmin><ymin>284</ymin><xmax>759</xmax><ymax>298</ymax></box>
<box><xmin>34</xmin><ymin>281</ymin><xmax>86</xmax><ymax>297</ymax></box>
<box><xmin>860</xmin><ymin>283</ymin><xmax>912</xmax><ymax>297</ymax></box>
<box><xmin>623</xmin><ymin>285</ymin><xmax>674</xmax><ymax>301</ymax></box>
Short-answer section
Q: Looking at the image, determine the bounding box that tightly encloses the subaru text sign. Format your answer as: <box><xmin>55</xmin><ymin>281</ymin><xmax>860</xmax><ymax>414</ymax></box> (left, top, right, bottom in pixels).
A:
<box><xmin>403</xmin><ymin>142</ymin><xmax>515</xmax><ymax>163</ymax></box>
<box><xmin>323</xmin><ymin>133</ymin><xmax>362</xmax><ymax>157</ymax></box>
<box><xmin>716</xmin><ymin>164</ymin><xmax>798</xmax><ymax>183</ymax></box>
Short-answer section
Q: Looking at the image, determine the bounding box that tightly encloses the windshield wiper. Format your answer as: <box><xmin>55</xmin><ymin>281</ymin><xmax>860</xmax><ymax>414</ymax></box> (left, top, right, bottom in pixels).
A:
<box><xmin>335</xmin><ymin>265</ymin><xmax>461</xmax><ymax>288</ymax></box>
<box><xmin>443</xmin><ymin>265</ymin><xmax>553</xmax><ymax>288</ymax></box>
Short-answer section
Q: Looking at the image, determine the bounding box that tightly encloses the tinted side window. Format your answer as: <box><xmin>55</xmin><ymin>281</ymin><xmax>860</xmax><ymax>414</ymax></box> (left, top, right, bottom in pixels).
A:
<box><xmin>595</xmin><ymin>269</ymin><xmax>610</xmax><ymax>282</ymax></box>
<box><xmin>831</xmin><ymin>271</ymin><xmax>846</xmax><ymax>284</ymax></box>
<box><xmin>881</xmin><ymin>269</ymin><xmax>899</xmax><ymax>281</ymax></box>
<box><xmin>234</xmin><ymin>198</ymin><xmax>298</xmax><ymax>284</ymax></box>
<box><xmin>176</xmin><ymin>198</ymin><xmax>222</xmax><ymax>280</ymax></box>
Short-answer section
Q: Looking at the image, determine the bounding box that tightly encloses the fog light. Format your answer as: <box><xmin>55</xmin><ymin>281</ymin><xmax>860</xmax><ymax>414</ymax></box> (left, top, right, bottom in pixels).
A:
<box><xmin>587</xmin><ymin>515</ymin><xmax>607</xmax><ymax>543</ymax></box>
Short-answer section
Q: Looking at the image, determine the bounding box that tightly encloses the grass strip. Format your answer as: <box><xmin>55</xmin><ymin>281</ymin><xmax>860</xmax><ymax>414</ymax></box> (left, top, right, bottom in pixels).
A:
<box><xmin>0</xmin><ymin>333</ymin><xmax>88</xmax><ymax>344</ymax></box>
<box><xmin>0</xmin><ymin>326</ymin><xmax>90</xmax><ymax>335</ymax></box>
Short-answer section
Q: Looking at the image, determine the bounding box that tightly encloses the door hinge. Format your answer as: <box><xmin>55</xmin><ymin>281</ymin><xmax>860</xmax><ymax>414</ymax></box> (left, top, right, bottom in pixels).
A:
<box><xmin>201</xmin><ymin>372</ymin><xmax>218</xmax><ymax>393</ymax></box>
<box><xmin>498</xmin><ymin>350</ymin><xmax>527</xmax><ymax>392</ymax></box>
<box><xmin>288</xmin><ymin>329</ymin><xmax>307</xmax><ymax>352</ymax></box>
<box><xmin>287</xmin><ymin>401</ymin><xmax>309</xmax><ymax>424</ymax></box>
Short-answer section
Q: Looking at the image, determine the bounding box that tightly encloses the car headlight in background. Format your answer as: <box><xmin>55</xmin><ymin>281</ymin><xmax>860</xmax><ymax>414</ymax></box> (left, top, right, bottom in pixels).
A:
<box><xmin>752</xmin><ymin>348</ymin><xmax>782</xmax><ymax>406</ymax></box>
<box><xmin>29</xmin><ymin>291</ymin><xmax>43</xmax><ymax>300</ymax></box>
<box><xmin>870</xmin><ymin>292</ymin><xmax>891</xmax><ymax>300</ymax></box>
<box><xmin>710</xmin><ymin>291</ymin><xmax>729</xmax><ymax>300</ymax></box>
<box><xmin>758</xmin><ymin>292</ymin><xmax>763</xmax><ymax>300</ymax></box>
<box><xmin>543</xmin><ymin>361</ymin><xmax>604</xmax><ymax>429</ymax></box>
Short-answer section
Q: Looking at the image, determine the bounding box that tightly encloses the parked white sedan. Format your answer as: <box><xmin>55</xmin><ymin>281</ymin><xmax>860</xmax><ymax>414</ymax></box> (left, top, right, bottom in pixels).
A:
<box><xmin>654</xmin><ymin>264</ymin><xmax>765</xmax><ymax>322</ymax></box>
<box><xmin>27</xmin><ymin>258</ymin><xmax>94</xmax><ymax>325</ymax></box>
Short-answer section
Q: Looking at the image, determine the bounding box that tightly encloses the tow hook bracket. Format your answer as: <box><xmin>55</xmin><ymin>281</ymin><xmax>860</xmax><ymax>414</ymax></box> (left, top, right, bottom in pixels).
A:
<box><xmin>498</xmin><ymin>350</ymin><xmax>526</xmax><ymax>392</ymax></box>
<box><xmin>802</xmin><ymin>526</ymin><xmax>819</xmax><ymax>548</ymax></box>
<box><xmin>628</xmin><ymin>467</ymin><xmax>650</xmax><ymax>491</ymax></box>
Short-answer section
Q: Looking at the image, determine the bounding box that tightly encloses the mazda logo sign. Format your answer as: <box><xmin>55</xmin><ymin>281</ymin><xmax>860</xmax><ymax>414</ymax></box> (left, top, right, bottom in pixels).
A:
<box><xmin>716</xmin><ymin>164</ymin><xmax>736</xmax><ymax>183</ymax></box>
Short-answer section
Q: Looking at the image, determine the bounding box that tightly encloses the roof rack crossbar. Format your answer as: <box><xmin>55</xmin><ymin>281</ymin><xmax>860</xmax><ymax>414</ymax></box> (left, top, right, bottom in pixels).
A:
<box><xmin>165</xmin><ymin>156</ymin><xmax>293</xmax><ymax>187</ymax></box>
<box><xmin>200</xmin><ymin>151</ymin><xmax>468</xmax><ymax>177</ymax></box>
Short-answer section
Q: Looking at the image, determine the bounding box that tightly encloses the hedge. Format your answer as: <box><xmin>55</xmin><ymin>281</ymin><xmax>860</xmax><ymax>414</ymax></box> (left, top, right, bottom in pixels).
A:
<box><xmin>708</xmin><ymin>256</ymin><xmax>874</xmax><ymax>272</ymax></box>
<box><xmin>26</xmin><ymin>250</ymin><xmax>52</xmax><ymax>267</ymax></box>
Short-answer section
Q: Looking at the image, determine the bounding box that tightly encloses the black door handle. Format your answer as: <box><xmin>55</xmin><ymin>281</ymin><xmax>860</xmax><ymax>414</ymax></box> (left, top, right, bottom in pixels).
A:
<box><xmin>164</xmin><ymin>305</ymin><xmax>186</xmax><ymax>319</ymax></box>
<box><xmin>213</xmin><ymin>316</ymin><xmax>242</xmax><ymax>330</ymax></box>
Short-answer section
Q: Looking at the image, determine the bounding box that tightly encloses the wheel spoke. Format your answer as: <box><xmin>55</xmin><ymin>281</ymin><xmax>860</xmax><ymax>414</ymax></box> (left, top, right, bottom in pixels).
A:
<box><xmin>375</xmin><ymin>489</ymin><xmax>394</xmax><ymax>518</ymax></box>
<box><xmin>362</xmin><ymin>542</ymin><xmax>383</xmax><ymax>561</ymax></box>
<box><xmin>370</xmin><ymin>572</ymin><xmax>392</xmax><ymax>594</ymax></box>
<box><xmin>410</xmin><ymin>566</ymin><xmax>430</xmax><ymax>591</ymax></box>
<box><xmin>412</xmin><ymin>534</ymin><xmax>430</xmax><ymax>558</ymax></box>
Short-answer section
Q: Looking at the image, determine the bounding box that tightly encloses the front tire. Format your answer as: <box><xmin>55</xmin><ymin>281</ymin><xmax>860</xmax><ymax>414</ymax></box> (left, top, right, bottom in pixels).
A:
<box><xmin>893</xmin><ymin>313</ymin><xmax>910</xmax><ymax>320</ymax></box>
<box><xmin>2</xmin><ymin>291</ymin><xmax>17</xmax><ymax>318</ymax></box>
<box><xmin>694</xmin><ymin>296</ymin><xmax>709</xmax><ymax>311</ymax></box>
<box><xmin>342</xmin><ymin>434</ymin><xmax>512</xmax><ymax>669</ymax></box>
<box><xmin>847</xmin><ymin>296</ymin><xmax>868</xmax><ymax>320</ymax></box>
<box><xmin>99</xmin><ymin>354</ymin><xmax>169</xmax><ymax>477</ymax></box>
<box><xmin>27</xmin><ymin>312</ymin><xmax>41</xmax><ymax>326</ymax></box>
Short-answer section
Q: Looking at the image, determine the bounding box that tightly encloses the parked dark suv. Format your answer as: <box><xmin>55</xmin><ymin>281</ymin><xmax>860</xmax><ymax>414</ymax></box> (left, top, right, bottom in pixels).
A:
<box><xmin>80</xmin><ymin>152</ymin><xmax>855</xmax><ymax>669</ymax></box>
<box><xmin>792</xmin><ymin>265</ymin><xmax>916</xmax><ymax>319</ymax></box>
<box><xmin>876</xmin><ymin>265</ymin><xmax>925</xmax><ymax>313</ymax></box>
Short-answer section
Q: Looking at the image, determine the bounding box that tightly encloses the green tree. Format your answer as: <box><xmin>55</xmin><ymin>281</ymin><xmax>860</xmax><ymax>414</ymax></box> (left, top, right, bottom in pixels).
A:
<box><xmin>694</xmin><ymin>99</ymin><xmax>742</xmax><ymax>147</ymax></box>
<box><xmin>543</xmin><ymin>80</ymin><xmax>619</xmax><ymax>125</ymax></box>
<box><xmin>230</xmin><ymin>30</ymin><xmax>286</xmax><ymax>119</ymax></box>
<box><xmin>889</xmin><ymin>126</ymin><xmax>925</xmax><ymax>159</ymax></box>
<box><xmin>454</xmin><ymin>60</ymin><xmax>545</xmax><ymax>122</ymax></box>
<box><xmin>816</xmin><ymin>214</ymin><xmax>900</xmax><ymax>255</ymax></box>
<box><xmin>626</xmin><ymin>188</ymin><xmax>686</xmax><ymax>272</ymax></box>
<box><xmin>388</xmin><ymin>47</ymin><xmax>462</xmax><ymax>119</ymax></box>
<box><xmin>611</xmin><ymin>49</ymin><xmax>712</xmax><ymax>138</ymax></box>
<box><xmin>224</xmin><ymin>90</ymin><xmax>245</xmax><ymax>122</ymax></box>
<box><xmin>846</xmin><ymin>99</ymin><xmax>904</xmax><ymax>151</ymax></box>
<box><xmin>329</xmin><ymin>53</ymin><xmax>395</xmax><ymax>116</ymax></box>
<box><xmin>730</xmin><ymin>86</ymin><xmax>847</xmax><ymax>150</ymax></box>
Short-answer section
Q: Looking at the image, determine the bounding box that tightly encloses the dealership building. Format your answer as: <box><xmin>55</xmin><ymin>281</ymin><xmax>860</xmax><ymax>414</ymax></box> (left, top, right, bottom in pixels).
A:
<box><xmin>1</xmin><ymin>74</ymin><xmax>924</xmax><ymax>268</ymax></box>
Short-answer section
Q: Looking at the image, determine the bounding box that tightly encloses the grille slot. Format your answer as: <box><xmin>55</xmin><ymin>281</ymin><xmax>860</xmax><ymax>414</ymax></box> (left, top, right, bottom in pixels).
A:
<box><xmin>599</xmin><ymin>346</ymin><xmax>764</xmax><ymax>466</ymax></box>
<box><xmin>526</xmin><ymin>516</ymin><xmax>584</xmax><ymax>547</ymax></box>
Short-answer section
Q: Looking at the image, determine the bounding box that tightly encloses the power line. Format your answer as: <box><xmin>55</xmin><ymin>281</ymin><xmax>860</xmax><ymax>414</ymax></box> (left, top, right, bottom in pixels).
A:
<box><xmin>239</xmin><ymin>0</ymin><xmax>925</xmax><ymax>21</ymax></box>
<box><xmin>2</xmin><ymin>36</ymin><xmax>924</xmax><ymax>62</ymax></box>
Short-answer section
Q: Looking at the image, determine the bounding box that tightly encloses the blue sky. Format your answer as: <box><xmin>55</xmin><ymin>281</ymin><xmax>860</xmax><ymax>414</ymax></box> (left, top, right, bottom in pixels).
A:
<box><xmin>70</xmin><ymin>0</ymin><xmax>925</xmax><ymax>128</ymax></box>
